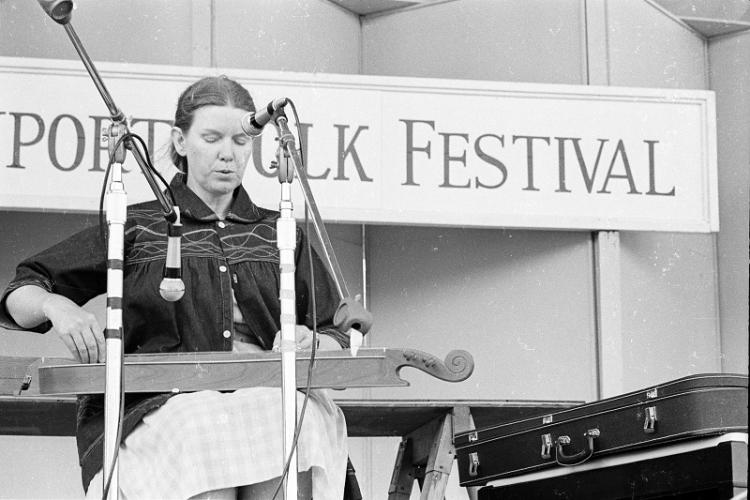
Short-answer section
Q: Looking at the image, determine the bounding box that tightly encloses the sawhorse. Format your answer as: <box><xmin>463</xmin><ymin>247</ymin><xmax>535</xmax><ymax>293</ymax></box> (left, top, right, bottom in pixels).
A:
<box><xmin>388</xmin><ymin>406</ymin><xmax>476</xmax><ymax>500</ymax></box>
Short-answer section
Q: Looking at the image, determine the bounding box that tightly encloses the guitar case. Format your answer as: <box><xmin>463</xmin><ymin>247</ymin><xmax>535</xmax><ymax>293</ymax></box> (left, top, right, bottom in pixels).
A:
<box><xmin>454</xmin><ymin>373</ymin><xmax>748</xmax><ymax>493</ymax></box>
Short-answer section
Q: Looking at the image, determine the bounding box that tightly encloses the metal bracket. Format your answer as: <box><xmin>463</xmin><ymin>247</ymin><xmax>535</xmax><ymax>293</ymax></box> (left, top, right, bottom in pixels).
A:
<box><xmin>643</xmin><ymin>405</ymin><xmax>658</xmax><ymax>433</ymax></box>
<box><xmin>541</xmin><ymin>433</ymin><xmax>553</xmax><ymax>459</ymax></box>
<box><xmin>468</xmin><ymin>452</ymin><xmax>480</xmax><ymax>477</ymax></box>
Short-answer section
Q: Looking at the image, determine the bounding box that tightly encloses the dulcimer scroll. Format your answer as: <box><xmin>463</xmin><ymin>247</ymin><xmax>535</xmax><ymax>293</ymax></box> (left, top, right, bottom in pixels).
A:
<box><xmin>35</xmin><ymin>348</ymin><xmax>474</xmax><ymax>396</ymax></box>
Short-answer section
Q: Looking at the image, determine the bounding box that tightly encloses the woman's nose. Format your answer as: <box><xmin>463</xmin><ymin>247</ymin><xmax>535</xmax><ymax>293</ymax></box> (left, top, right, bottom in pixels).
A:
<box><xmin>218</xmin><ymin>139</ymin><xmax>233</xmax><ymax>161</ymax></box>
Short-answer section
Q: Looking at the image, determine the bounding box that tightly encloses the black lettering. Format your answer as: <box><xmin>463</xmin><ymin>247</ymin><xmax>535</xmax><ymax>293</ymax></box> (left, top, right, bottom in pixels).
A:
<box><xmin>48</xmin><ymin>114</ymin><xmax>85</xmax><ymax>171</ymax></box>
<box><xmin>556</xmin><ymin>137</ymin><xmax>608</xmax><ymax>193</ymax></box>
<box><xmin>296</xmin><ymin>123</ymin><xmax>329</xmax><ymax>180</ymax></box>
<box><xmin>598</xmin><ymin>139</ymin><xmax>641</xmax><ymax>194</ymax></box>
<box><xmin>512</xmin><ymin>135</ymin><xmax>550</xmax><ymax>191</ymax></box>
<box><xmin>474</xmin><ymin>134</ymin><xmax>507</xmax><ymax>189</ymax></box>
<box><xmin>555</xmin><ymin>137</ymin><xmax>572</xmax><ymax>193</ymax></box>
<box><xmin>89</xmin><ymin>115</ymin><xmax>111</xmax><ymax>172</ymax></box>
<box><xmin>644</xmin><ymin>140</ymin><xmax>675</xmax><ymax>196</ymax></box>
<box><xmin>400</xmin><ymin>119</ymin><xmax>434</xmax><ymax>186</ymax></box>
<box><xmin>334</xmin><ymin>124</ymin><xmax>372</xmax><ymax>182</ymax></box>
<box><xmin>438</xmin><ymin>132</ymin><xmax>470</xmax><ymax>188</ymax></box>
<box><xmin>6</xmin><ymin>112</ymin><xmax>45</xmax><ymax>169</ymax></box>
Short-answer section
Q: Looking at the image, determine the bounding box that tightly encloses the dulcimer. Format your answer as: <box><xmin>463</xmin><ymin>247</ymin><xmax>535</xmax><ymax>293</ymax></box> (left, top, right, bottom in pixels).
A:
<box><xmin>29</xmin><ymin>348</ymin><xmax>474</xmax><ymax>396</ymax></box>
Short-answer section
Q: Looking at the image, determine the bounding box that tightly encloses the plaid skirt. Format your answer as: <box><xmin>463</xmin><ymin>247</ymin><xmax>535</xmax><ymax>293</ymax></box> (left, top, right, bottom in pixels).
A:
<box><xmin>84</xmin><ymin>387</ymin><xmax>348</xmax><ymax>499</ymax></box>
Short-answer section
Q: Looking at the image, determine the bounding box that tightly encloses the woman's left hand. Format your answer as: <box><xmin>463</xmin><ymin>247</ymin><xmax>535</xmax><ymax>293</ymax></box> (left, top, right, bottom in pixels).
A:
<box><xmin>273</xmin><ymin>325</ymin><xmax>314</xmax><ymax>351</ymax></box>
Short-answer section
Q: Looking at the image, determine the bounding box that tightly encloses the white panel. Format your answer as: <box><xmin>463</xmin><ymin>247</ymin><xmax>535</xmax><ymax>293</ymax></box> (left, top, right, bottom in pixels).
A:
<box><xmin>213</xmin><ymin>0</ymin><xmax>361</xmax><ymax>73</ymax></box>
<box><xmin>607</xmin><ymin>0</ymin><xmax>707</xmax><ymax>89</ymax></box>
<box><xmin>619</xmin><ymin>231</ymin><xmax>721</xmax><ymax>391</ymax></box>
<box><xmin>708</xmin><ymin>31</ymin><xmax>750</xmax><ymax>374</ymax></box>
<box><xmin>594</xmin><ymin>231</ymin><xmax>624</xmax><ymax>397</ymax></box>
<box><xmin>191</xmin><ymin>0</ymin><xmax>213</xmax><ymax>67</ymax></box>
<box><xmin>584</xmin><ymin>0</ymin><xmax>611</xmax><ymax>85</ymax></box>
<box><xmin>366</xmin><ymin>226</ymin><xmax>597</xmax><ymax>402</ymax></box>
<box><xmin>362</xmin><ymin>0</ymin><xmax>585</xmax><ymax>83</ymax></box>
<box><xmin>0</xmin><ymin>436</ymin><xmax>83</xmax><ymax>499</ymax></box>
<box><xmin>0</xmin><ymin>0</ymin><xmax>194</xmax><ymax>66</ymax></box>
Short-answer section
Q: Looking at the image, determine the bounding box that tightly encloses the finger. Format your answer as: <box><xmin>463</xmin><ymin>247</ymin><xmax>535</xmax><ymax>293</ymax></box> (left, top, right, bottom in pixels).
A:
<box><xmin>83</xmin><ymin>315</ymin><xmax>105</xmax><ymax>362</ymax></box>
<box><xmin>81</xmin><ymin>314</ymin><xmax>104</xmax><ymax>363</ymax></box>
<box><xmin>60</xmin><ymin>330</ymin><xmax>88</xmax><ymax>363</ymax></box>
<box><xmin>84</xmin><ymin>318</ymin><xmax>105</xmax><ymax>363</ymax></box>
<box><xmin>58</xmin><ymin>333</ymin><xmax>81</xmax><ymax>362</ymax></box>
<box><xmin>296</xmin><ymin>328</ymin><xmax>313</xmax><ymax>349</ymax></box>
<box><xmin>71</xmin><ymin>330</ymin><xmax>92</xmax><ymax>363</ymax></box>
<box><xmin>82</xmin><ymin>326</ymin><xmax>101</xmax><ymax>363</ymax></box>
<box><xmin>295</xmin><ymin>325</ymin><xmax>311</xmax><ymax>340</ymax></box>
<box><xmin>94</xmin><ymin>326</ymin><xmax>106</xmax><ymax>363</ymax></box>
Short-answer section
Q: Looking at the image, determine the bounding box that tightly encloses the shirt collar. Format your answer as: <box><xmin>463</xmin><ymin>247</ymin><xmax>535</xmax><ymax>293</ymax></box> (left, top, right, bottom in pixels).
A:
<box><xmin>169</xmin><ymin>172</ymin><xmax>267</xmax><ymax>223</ymax></box>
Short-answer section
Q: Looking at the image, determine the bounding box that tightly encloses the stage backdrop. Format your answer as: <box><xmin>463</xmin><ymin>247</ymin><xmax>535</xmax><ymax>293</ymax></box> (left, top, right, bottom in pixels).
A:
<box><xmin>0</xmin><ymin>56</ymin><xmax>717</xmax><ymax>232</ymax></box>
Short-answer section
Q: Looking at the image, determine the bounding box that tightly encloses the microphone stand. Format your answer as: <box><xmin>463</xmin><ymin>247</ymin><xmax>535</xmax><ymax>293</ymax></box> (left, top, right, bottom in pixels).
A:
<box><xmin>45</xmin><ymin>18</ymin><xmax>179</xmax><ymax>500</ymax></box>
<box><xmin>270</xmin><ymin>110</ymin><xmax>373</xmax><ymax>500</ymax></box>
<box><xmin>274</xmin><ymin>124</ymin><xmax>299</xmax><ymax>500</ymax></box>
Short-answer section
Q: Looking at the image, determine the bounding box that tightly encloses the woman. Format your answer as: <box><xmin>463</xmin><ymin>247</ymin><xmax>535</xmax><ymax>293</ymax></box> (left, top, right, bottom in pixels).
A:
<box><xmin>0</xmin><ymin>76</ymin><xmax>351</xmax><ymax>499</ymax></box>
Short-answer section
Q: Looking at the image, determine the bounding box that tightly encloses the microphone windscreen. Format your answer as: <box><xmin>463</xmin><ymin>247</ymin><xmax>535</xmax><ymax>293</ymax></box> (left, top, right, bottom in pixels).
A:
<box><xmin>159</xmin><ymin>279</ymin><xmax>185</xmax><ymax>302</ymax></box>
<box><xmin>37</xmin><ymin>0</ymin><xmax>73</xmax><ymax>24</ymax></box>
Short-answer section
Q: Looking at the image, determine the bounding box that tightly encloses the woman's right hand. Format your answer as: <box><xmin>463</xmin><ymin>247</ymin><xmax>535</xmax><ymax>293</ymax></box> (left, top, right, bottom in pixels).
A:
<box><xmin>42</xmin><ymin>294</ymin><xmax>105</xmax><ymax>363</ymax></box>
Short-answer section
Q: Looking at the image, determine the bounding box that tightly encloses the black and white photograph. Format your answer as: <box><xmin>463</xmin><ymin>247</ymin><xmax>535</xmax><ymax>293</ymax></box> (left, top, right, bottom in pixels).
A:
<box><xmin>0</xmin><ymin>1</ymin><xmax>748</xmax><ymax>498</ymax></box>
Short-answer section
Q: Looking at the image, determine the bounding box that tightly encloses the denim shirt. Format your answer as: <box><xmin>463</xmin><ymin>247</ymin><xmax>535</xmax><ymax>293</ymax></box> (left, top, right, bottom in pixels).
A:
<box><xmin>0</xmin><ymin>174</ymin><xmax>346</xmax><ymax>490</ymax></box>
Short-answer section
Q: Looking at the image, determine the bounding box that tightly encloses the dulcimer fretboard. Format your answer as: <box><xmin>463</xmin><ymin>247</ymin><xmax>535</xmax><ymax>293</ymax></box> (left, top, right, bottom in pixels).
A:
<box><xmin>34</xmin><ymin>347</ymin><xmax>474</xmax><ymax>396</ymax></box>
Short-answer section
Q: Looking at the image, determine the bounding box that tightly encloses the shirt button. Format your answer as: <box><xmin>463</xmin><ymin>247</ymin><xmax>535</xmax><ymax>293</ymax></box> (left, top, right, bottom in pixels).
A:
<box><xmin>223</xmin><ymin>330</ymin><xmax>231</xmax><ymax>339</ymax></box>
<box><xmin>219</xmin><ymin>265</ymin><xmax>227</xmax><ymax>272</ymax></box>
<box><xmin>217</xmin><ymin>221</ymin><xmax>226</xmax><ymax>229</ymax></box>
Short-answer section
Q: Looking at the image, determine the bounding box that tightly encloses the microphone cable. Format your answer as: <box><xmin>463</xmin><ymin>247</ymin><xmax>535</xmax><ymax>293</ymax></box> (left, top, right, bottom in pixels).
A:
<box><xmin>96</xmin><ymin>131</ymin><xmax>175</xmax><ymax>500</ymax></box>
<box><xmin>270</xmin><ymin>100</ymin><xmax>321</xmax><ymax>499</ymax></box>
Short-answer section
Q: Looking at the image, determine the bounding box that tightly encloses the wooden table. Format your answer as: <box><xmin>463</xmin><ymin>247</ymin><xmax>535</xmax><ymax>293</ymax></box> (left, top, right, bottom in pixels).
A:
<box><xmin>0</xmin><ymin>395</ymin><xmax>581</xmax><ymax>499</ymax></box>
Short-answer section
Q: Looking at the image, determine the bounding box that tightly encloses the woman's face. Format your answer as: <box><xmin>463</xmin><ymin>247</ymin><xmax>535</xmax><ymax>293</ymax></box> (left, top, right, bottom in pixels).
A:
<box><xmin>172</xmin><ymin>105</ymin><xmax>253</xmax><ymax>207</ymax></box>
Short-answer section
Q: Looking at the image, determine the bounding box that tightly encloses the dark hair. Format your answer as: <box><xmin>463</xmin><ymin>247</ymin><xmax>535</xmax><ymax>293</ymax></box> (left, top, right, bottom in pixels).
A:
<box><xmin>169</xmin><ymin>75</ymin><xmax>256</xmax><ymax>173</ymax></box>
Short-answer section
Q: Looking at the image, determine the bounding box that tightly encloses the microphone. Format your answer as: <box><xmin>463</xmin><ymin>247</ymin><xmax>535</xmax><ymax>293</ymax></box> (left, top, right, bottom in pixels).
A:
<box><xmin>159</xmin><ymin>209</ymin><xmax>185</xmax><ymax>302</ymax></box>
<box><xmin>37</xmin><ymin>0</ymin><xmax>74</xmax><ymax>25</ymax></box>
<box><xmin>240</xmin><ymin>98</ymin><xmax>289</xmax><ymax>136</ymax></box>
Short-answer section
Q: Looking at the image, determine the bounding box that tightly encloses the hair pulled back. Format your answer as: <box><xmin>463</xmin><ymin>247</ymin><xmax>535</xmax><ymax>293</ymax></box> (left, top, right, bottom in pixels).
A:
<box><xmin>170</xmin><ymin>75</ymin><xmax>256</xmax><ymax>173</ymax></box>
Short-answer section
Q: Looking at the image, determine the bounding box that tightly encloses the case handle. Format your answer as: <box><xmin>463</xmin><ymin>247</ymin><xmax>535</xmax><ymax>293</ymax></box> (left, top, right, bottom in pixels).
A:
<box><xmin>555</xmin><ymin>428</ymin><xmax>600</xmax><ymax>466</ymax></box>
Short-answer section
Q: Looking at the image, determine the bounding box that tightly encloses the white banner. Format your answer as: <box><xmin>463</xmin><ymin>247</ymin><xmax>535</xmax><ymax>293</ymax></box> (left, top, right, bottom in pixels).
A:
<box><xmin>0</xmin><ymin>57</ymin><xmax>718</xmax><ymax>232</ymax></box>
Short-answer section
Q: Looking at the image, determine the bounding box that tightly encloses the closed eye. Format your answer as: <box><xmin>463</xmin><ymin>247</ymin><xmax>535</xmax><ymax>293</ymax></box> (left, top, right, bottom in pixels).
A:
<box><xmin>233</xmin><ymin>135</ymin><xmax>250</xmax><ymax>146</ymax></box>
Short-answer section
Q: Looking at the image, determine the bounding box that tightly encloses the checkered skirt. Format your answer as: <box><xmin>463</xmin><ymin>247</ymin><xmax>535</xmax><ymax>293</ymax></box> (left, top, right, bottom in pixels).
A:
<box><xmin>85</xmin><ymin>387</ymin><xmax>348</xmax><ymax>499</ymax></box>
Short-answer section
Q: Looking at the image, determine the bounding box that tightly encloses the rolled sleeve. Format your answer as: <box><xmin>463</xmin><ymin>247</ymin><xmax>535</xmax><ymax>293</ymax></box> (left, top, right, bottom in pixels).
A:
<box><xmin>0</xmin><ymin>277</ymin><xmax>54</xmax><ymax>332</ymax></box>
<box><xmin>0</xmin><ymin>224</ymin><xmax>107</xmax><ymax>333</ymax></box>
